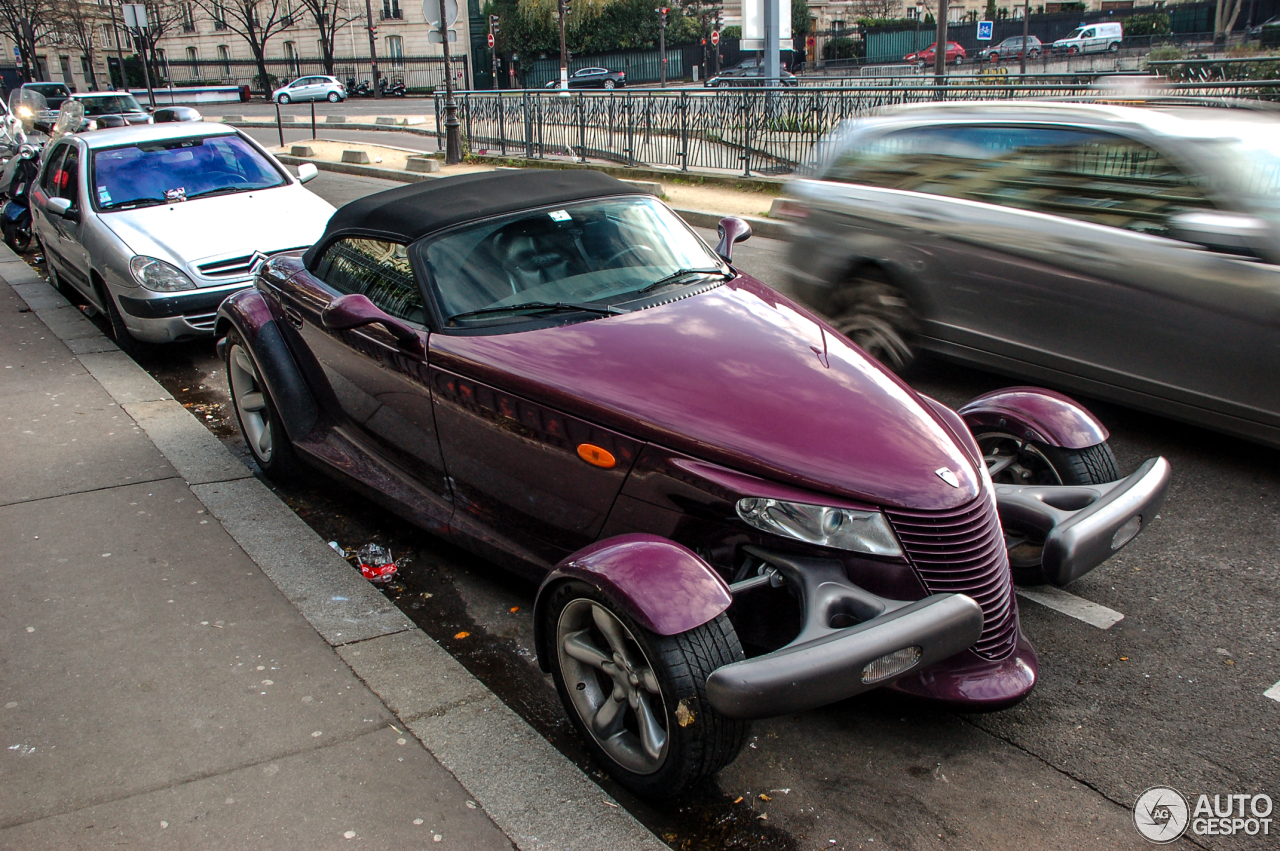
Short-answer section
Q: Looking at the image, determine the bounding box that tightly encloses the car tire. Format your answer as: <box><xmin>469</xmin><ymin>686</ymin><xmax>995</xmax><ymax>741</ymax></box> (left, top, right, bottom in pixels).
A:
<box><xmin>543</xmin><ymin>580</ymin><xmax>748</xmax><ymax>798</ymax></box>
<box><xmin>1029</xmin><ymin>48</ymin><xmax>1041</xmax><ymax>58</ymax></box>
<box><xmin>100</xmin><ymin>283</ymin><xmax>145</xmax><ymax>358</ymax></box>
<box><xmin>954</xmin><ymin>55</ymin><xmax>963</xmax><ymax>65</ymax></box>
<box><xmin>827</xmin><ymin>267</ymin><xmax>919</xmax><ymax>374</ymax></box>
<box><xmin>1109</xmin><ymin>41</ymin><xmax>1120</xmax><ymax>52</ymax></box>
<box><xmin>974</xmin><ymin>432</ymin><xmax>1120</xmax><ymax>584</ymax></box>
<box><xmin>604</xmin><ymin>79</ymin><xmax>616</xmax><ymax>89</ymax></box>
<box><xmin>225</xmin><ymin>329</ymin><xmax>302</xmax><ymax>478</ymax></box>
<box><xmin>2</xmin><ymin>217</ymin><xmax>32</xmax><ymax>253</ymax></box>
<box><xmin>1068</xmin><ymin>46</ymin><xmax>1079</xmax><ymax>55</ymax></box>
<box><xmin>278</xmin><ymin>94</ymin><xmax>291</xmax><ymax>104</ymax></box>
<box><xmin>327</xmin><ymin>91</ymin><xmax>340</xmax><ymax>102</ymax></box>
<box><xmin>47</xmin><ymin>263</ymin><xmax>77</xmax><ymax>301</ymax></box>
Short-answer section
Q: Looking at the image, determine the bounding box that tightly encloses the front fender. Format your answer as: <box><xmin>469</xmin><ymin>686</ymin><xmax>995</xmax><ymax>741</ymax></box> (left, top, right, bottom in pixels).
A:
<box><xmin>533</xmin><ymin>534</ymin><xmax>732</xmax><ymax>672</ymax></box>
<box><xmin>959</xmin><ymin>386</ymin><xmax>1108</xmax><ymax>450</ymax></box>
<box><xmin>215</xmin><ymin>288</ymin><xmax>318</xmax><ymax>442</ymax></box>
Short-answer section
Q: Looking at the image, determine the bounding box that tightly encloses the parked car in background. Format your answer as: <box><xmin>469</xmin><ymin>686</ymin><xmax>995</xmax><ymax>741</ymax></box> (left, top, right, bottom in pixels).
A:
<box><xmin>69</xmin><ymin>92</ymin><xmax>152</xmax><ymax>130</ymax></box>
<box><xmin>215</xmin><ymin>168</ymin><xmax>1168</xmax><ymax>798</ymax></box>
<box><xmin>272</xmin><ymin>75</ymin><xmax>346</xmax><ymax>103</ymax></box>
<box><xmin>545</xmin><ymin>67</ymin><xmax>627</xmax><ymax>89</ymax></box>
<box><xmin>978</xmin><ymin>35</ymin><xmax>1042</xmax><ymax>62</ymax></box>
<box><xmin>704</xmin><ymin>64</ymin><xmax>798</xmax><ymax>87</ymax></box>
<box><xmin>31</xmin><ymin>122</ymin><xmax>333</xmax><ymax>353</ymax></box>
<box><xmin>17</xmin><ymin>81</ymin><xmax>72</xmax><ymax>128</ymax></box>
<box><xmin>782</xmin><ymin>100</ymin><xmax>1280</xmax><ymax>449</ymax></box>
<box><xmin>905</xmin><ymin>41</ymin><xmax>966</xmax><ymax>66</ymax></box>
<box><xmin>1052</xmin><ymin>21</ymin><xmax>1122</xmax><ymax>54</ymax></box>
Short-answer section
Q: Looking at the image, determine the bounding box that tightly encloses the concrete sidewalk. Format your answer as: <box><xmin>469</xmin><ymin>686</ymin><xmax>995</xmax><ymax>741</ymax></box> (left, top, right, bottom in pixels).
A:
<box><xmin>0</xmin><ymin>249</ymin><xmax>666</xmax><ymax>850</ymax></box>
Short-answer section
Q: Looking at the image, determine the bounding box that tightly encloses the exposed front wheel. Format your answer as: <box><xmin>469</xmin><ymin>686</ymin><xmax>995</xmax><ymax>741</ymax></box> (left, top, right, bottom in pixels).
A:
<box><xmin>100</xmin><ymin>284</ymin><xmax>145</xmax><ymax>358</ymax></box>
<box><xmin>604</xmin><ymin>79</ymin><xmax>616</xmax><ymax>89</ymax></box>
<box><xmin>225</xmin><ymin>330</ymin><xmax>302</xmax><ymax>477</ymax></box>
<box><xmin>278</xmin><ymin>94</ymin><xmax>291</xmax><ymax>104</ymax></box>
<box><xmin>828</xmin><ymin>267</ymin><xmax>919</xmax><ymax>373</ymax></box>
<box><xmin>544</xmin><ymin>581</ymin><xmax>747</xmax><ymax>797</ymax></box>
<box><xmin>327</xmin><ymin>91</ymin><xmax>340</xmax><ymax>102</ymax></box>
<box><xmin>1108</xmin><ymin>41</ymin><xmax>1120</xmax><ymax>52</ymax></box>
<box><xmin>975</xmin><ymin>432</ymin><xmax>1120</xmax><ymax>583</ymax></box>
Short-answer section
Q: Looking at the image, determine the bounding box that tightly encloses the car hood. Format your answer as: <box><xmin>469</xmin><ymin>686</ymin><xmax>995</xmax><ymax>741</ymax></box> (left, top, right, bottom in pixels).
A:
<box><xmin>100</xmin><ymin>184</ymin><xmax>334</xmax><ymax>284</ymax></box>
<box><xmin>429</xmin><ymin>277</ymin><xmax>982</xmax><ymax>511</ymax></box>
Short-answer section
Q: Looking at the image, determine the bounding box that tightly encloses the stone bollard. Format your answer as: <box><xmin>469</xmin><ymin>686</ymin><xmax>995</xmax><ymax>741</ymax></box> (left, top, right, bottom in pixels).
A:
<box><xmin>290</xmin><ymin>145</ymin><xmax>315</xmax><ymax>157</ymax></box>
<box><xmin>325</xmin><ymin>115</ymin><xmax>348</xmax><ymax>123</ymax></box>
<box><xmin>406</xmin><ymin>157</ymin><xmax>441</xmax><ymax>173</ymax></box>
<box><xmin>341</xmin><ymin>150</ymin><xmax>371</xmax><ymax>164</ymax></box>
<box><xmin>222</xmin><ymin>115</ymin><xmax>243</xmax><ymax>122</ymax></box>
<box><xmin>375</xmin><ymin>116</ymin><xmax>397</xmax><ymax>125</ymax></box>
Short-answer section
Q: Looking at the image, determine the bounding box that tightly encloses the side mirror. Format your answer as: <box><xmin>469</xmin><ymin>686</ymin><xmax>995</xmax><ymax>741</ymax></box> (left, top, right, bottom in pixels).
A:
<box><xmin>46</xmin><ymin>197</ymin><xmax>73</xmax><ymax>219</ymax></box>
<box><xmin>715</xmin><ymin>216</ymin><xmax>752</xmax><ymax>261</ymax></box>
<box><xmin>296</xmin><ymin>162</ymin><xmax>319</xmax><ymax>184</ymax></box>
<box><xmin>320</xmin><ymin>293</ymin><xmax>423</xmax><ymax>356</ymax></box>
<box><xmin>1169</xmin><ymin>211</ymin><xmax>1270</xmax><ymax>257</ymax></box>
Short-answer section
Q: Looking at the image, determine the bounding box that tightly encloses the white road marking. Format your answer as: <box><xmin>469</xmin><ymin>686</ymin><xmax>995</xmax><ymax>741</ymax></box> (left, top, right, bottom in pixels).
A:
<box><xmin>1265</xmin><ymin>682</ymin><xmax>1280</xmax><ymax>703</ymax></box>
<box><xmin>1016</xmin><ymin>587</ymin><xmax>1124</xmax><ymax>630</ymax></box>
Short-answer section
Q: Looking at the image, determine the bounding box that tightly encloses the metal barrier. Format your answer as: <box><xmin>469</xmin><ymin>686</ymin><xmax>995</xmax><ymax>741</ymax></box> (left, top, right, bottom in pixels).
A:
<box><xmin>435</xmin><ymin>81</ymin><xmax>1280</xmax><ymax>177</ymax></box>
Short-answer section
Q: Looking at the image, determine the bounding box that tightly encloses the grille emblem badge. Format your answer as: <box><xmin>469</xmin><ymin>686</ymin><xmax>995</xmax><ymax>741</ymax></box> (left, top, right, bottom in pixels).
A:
<box><xmin>935</xmin><ymin>467</ymin><xmax>960</xmax><ymax>488</ymax></box>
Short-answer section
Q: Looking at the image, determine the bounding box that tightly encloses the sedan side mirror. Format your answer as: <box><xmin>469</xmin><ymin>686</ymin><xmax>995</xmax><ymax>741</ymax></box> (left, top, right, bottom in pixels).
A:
<box><xmin>321</xmin><ymin>293</ymin><xmax>423</xmax><ymax>356</ymax></box>
<box><xmin>296</xmin><ymin>162</ymin><xmax>319</xmax><ymax>184</ymax></box>
<box><xmin>715</xmin><ymin>216</ymin><xmax>752</xmax><ymax>261</ymax></box>
<box><xmin>1169</xmin><ymin>211</ymin><xmax>1270</xmax><ymax>257</ymax></box>
<box><xmin>46</xmin><ymin>197</ymin><xmax>74</xmax><ymax>219</ymax></box>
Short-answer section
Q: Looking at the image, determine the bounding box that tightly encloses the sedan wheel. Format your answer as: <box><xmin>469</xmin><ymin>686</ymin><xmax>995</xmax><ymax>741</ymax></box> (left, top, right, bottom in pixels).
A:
<box><xmin>604</xmin><ymin>79</ymin><xmax>616</xmax><ymax>89</ymax></box>
<box><xmin>278</xmin><ymin>94</ymin><xmax>291</xmax><ymax>104</ymax></box>
<box><xmin>327</xmin><ymin>91</ymin><xmax>340</xmax><ymax>102</ymax></box>
<box><xmin>226</xmin><ymin>330</ymin><xmax>301</xmax><ymax>477</ymax></box>
<box><xmin>544</xmin><ymin>581</ymin><xmax>747</xmax><ymax>797</ymax></box>
<box><xmin>828</xmin><ymin>268</ymin><xmax>919</xmax><ymax>373</ymax></box>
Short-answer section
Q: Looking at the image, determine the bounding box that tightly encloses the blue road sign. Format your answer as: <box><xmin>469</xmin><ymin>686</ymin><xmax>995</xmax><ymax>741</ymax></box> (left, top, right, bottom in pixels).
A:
<box><xmin>977</xmin><ymin>20</ymin><xmax>993</xmax><ymax>40</ymax></box>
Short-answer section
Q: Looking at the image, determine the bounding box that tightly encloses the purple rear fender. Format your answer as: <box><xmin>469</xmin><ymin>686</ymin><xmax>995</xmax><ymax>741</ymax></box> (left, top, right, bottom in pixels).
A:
<box><xmin>215</xmin><ymin>288</ymin><xmax>319</xmax><ymax>442</ymax></box>
<box><xmin>958</xmin><ymin>387</ymin><xmax>1109</xmax><ymax>450</ymax></box>
<box><xmin>533</xmin><ymin>534</ymin><xmax>733</xmax><ymax>672</ymax></box>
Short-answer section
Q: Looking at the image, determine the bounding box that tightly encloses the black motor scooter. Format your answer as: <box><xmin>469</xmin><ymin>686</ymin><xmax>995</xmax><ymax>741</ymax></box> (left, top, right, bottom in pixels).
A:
<box><xmin>347</xmin><ymin>77</ymin><xmax>374</xmax><ymax>97</ymax></box>
<box><xmin>1</xmin><ymin>143</ymin><xmax>41</xmax><ymax>253</ymax></box>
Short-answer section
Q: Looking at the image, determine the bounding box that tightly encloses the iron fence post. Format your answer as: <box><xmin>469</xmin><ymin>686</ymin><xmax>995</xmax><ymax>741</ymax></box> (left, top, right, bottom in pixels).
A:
<box><xmin>740</xmin><ymin>93</ymin><xmax>752</xmax><ymax>177</ymax></box>
<box><xmin>577</xmin><ymin>94</ymin><xmax>587</xmax><ymax>163</ymax></box>
<box><xmin>434</xmin><ymin>93</ymin><xmax>443</xmax><ymax>151</ymax></box>
<box><xmin>626</xmin><ymin>92</ymin><xmax>635</xmax><ymax>167</ymax></box>
<box><xmin>464</xmin><ymin>92</ymin><xmax>473</xmax><ymax>155</ymax></box>
<box><xmin>537</xmin><ymin>94</ymin><xmax>544</xmax><ymax>158</ymax></box>
<box><xmin>679</xmin><ymin>91</ymin><xmax>688</xmax><ymax>172</ymax></box>
<box><xmin>275</xmin><ymin>100</ymin><xmax>284</xmax><ymax>148</ymax></box>
<box><xmin>310</xmin><ymin>100</ymin><xmax>316</xmax><ymax>140</ymax></box>
<box><xmin>523</xmin><ymin>89</ymin><xmax>533</xmax><ymax>158</ymax></box>
<box><xmin>499</xmin><ymin>94</ymin><xmax>507</xmax><ymax>156</ymax></box>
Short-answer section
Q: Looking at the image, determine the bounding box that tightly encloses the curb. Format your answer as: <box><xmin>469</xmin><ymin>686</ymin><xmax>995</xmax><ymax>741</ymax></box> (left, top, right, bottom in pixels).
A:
<box><xmin>276</xmin><ymin>154</ymin><xmax>791</xmax><ymax>239</ymax></box>
<box><xmin>0</xmin><ymin>248</ymin><xmax>667</xmax><ymax>851</ymax></box>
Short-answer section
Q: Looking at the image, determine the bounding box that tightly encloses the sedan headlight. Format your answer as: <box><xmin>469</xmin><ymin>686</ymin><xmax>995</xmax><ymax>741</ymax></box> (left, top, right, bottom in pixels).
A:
<box><xmin>130</xmin><ymin>256</ymin><xmax>196</xmax><ymax>292</ymax></box>
<box><xmin>736</xmin><ymin>497</ymin><xmax>903</xmax><ymax>558</ymax></box>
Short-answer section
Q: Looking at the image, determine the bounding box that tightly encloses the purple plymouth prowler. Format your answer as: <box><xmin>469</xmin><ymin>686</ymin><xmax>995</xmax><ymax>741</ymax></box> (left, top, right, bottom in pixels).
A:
<box><xmin>216</xmin><ymin>170</ymin><xmax>1170</xmax><ymax>797</ymax></box>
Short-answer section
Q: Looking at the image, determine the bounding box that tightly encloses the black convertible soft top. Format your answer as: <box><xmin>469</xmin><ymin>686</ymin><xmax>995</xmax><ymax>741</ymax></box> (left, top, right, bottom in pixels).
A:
<box><xmin>302</xmin><ymin>169</ymin><xmax>638</xmax><ymax>269</ymax></box>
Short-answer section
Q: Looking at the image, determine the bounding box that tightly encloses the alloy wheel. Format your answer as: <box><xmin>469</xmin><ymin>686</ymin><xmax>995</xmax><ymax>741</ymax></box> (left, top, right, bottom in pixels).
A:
<box><xmin>229</xmin><ymin>344</ymin><xmax>274</xmax><ymax>464</ymax></box>
<box><xmin>557</xmin><ymin>599</ymin><xmax>669</xmax><ymax>775</ymax></box>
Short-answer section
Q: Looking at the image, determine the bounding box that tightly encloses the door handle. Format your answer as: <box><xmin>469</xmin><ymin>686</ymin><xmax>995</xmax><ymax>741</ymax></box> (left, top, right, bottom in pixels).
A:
<box><xmin>282</xmin><ymin>305</ymin><xmax>304</xmax><ymax>328</ymax></box>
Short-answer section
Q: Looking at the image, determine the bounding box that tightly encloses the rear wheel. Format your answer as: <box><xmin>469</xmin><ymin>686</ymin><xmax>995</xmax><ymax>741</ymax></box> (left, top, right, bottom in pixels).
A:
<box><xmin>604</xmin><ymin>79</ymin><xmax>616</xmax><ymax>89</ymax></box>
<box><xmin>2</xmin><ymin>217</ymin><xmax>31</xmax><ymax>253</ymax></box>
<box><xmin>327</xmin><ymin>91</ymin><xmax>340</xmax><ymax>102</ymax></box>
<box><xmin>1108</xmin><ymin>41</ymin><xmax>1120</xmax><ymax>52</ymax></box>
<box><xmin>827</xmin><ymin>267</ymin><xmax>919</xmax><ymax>373</ymax></box>
<box><xmin>278</xmin><ymin>93</ymin><xmax>291</xmax><ymax>104</ymax></box>
<box><xmin>544</xmin><ymin>581</ymin><xmax>747</xmax><ymax>798</ymax></box>
<box><xmin>225</xmin><ymin>329</ymin><xmax>302</xmax><ymax>477</ymax></box>
<box><xmin>975</xmin><ymin>432</ymin><xmax>1120</xmax><ymax>583</ymax></box>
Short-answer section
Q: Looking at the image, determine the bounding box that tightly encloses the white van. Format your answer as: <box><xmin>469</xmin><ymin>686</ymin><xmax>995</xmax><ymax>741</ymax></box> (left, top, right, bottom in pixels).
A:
<box><xmin>1052</xmin><ymin>21</ymin><xmax>1123</xmax><ymax>54</ymax></box>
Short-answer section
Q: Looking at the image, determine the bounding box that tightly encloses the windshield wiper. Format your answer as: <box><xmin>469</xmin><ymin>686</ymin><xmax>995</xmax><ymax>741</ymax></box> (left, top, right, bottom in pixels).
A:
<box><xmin>637</xmin><ymin>267</ymin><xmax>730</xmax><ymax>294</ymax></box>
<box><xmin>106</xmin><ymin>197</ymin><xmax>168</xmax><ymax>210</ymax></box>
<box><xmin>185</xmin><ymin>185</ymin><xmax>258</xmax><ymax>201</ymax></box>
<box><xmin>448</xmin><ymin>301</ymin><xmax>629</xmax><ymax>324</ymax></box>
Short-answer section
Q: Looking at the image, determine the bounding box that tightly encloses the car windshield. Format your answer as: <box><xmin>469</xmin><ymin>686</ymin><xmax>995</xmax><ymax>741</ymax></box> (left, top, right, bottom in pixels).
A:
<box><xmin>1063</xmin><ymin>28</ymin><xmax>1084</xmax><ymax>39</ymax></box>
<box><xmin>77</xmin><ymin>95</ymin><xmax>144</xmax><ymax>115</ymax></box>
<box><xmin>1195</xmin><ymin>131</ymin><xmax>1280</xmax><ymax>209</ymax></box>
<box><xmin>91</xmin><ymin>134</ymin><xmax>286</xmax><ymax>210</ymax></box>
<box><xmin>422</xmin><ymin>195</ymin><xmax>729</xmax><ymax>324</ymax></box>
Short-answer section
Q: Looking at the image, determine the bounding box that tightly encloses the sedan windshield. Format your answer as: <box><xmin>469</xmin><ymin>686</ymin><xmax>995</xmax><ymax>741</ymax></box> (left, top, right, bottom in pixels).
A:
<box><xmin>421</xmin><ymin>196</ymin><xmax>730</xmax><ymax>325</ymax></box>
<box><xmin>77</xmin><ymin>95</ymin><xmax>144</xmax><ymax>115</ymax></box>
<box><xmin>91</xmin><ymin>135</ymin><xmax>286</xmax><ymax>211</ymax></box>
<box><xmin>1197</xmin><ymin>131</ymin><xmax>1280</xmax><ymax>209</ymax></box>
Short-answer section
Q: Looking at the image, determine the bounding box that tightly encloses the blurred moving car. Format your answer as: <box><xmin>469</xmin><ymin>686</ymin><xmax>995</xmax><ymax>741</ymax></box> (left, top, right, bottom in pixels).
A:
<box><xmin>272</xmin><ymin>75</ymin><xmax>346</xmax><ymax>103</ymax></box>
<box><xmin>69</xmin><ymin>92</ymin><xmax>153</xmax><ymax>130</ymax></box>
<box><xmin>544</xmin><ymin>67</ymin><xmax>627</xmax><ymax>89</ymax></box>
<box><xmin>904</xmin><ymin>41</ymin><xmax>966</xmax><ymax>66</ymax></box>
<box><xmin>1051</xmin><ymin>21</ymin><xmax>1122</xmax><ymax>54</ymax></box>
<box><xmin>978</xmin><ymin>35</ymin><xmax>1042</xmax><ymax>62</ymax></box>
<box><xmin>704</xmin><ymin>64</ymin><xmax>798</xmax><ymax>87</ymax></box>
<box><xmin>782</xmin><ymin>101</ymin><xmax>1280</xmax><ymax>448</ymax></box>
<box><xmin>31</xmin><ymin>122</ymin><xmax>334</xmax><ymax>353</ymax></box>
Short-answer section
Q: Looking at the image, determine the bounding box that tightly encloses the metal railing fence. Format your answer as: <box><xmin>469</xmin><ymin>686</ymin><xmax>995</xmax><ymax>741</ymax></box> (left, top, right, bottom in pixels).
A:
<box><xmin>434</xmin><ymin>81</ymin><xmax>1280</xmax><ymax>177</ymax></box>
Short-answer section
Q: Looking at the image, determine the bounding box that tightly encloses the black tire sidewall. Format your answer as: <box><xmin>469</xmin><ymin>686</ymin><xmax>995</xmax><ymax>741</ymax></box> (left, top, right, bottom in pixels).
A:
<box><xmin>223</xmin><ymin>329</ymin><xmax>300</xmax><ymax>477</ymax></box>
<box><xmin>541</xmin><ymin>579</ymin><xmax>743</xmax><ymax>798</ymax></box>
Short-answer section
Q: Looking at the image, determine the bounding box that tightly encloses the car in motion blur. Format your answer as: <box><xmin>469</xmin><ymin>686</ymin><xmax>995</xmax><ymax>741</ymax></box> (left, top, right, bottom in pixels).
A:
<box><xmin>782</xmin><ymin>100</ymin><xmax>1280</xmax><ymax>448</ymax></box>
<box><xmin>978</xmin><ymin>35</ymin><xmax>1042</xmax><ymax>62</ymax></box>
<box><xmin>31</xmin><ymin>122</ymin><xmax>334</xmax><ymax>353</ymax></box>
<box><xmin>215</xmin><ymin>169</ymin><xmax>1168</xmax><ymax>798</ymax></box>
<box><xmin>904</xmin><ymin>41</ymin><xmax>966</xmax><ymax>65</ymax></box>
<box><xmin>69</xmin><ymin>91</ymin><xmax>153</xmax><ymax>130</ymax></box>
<box><xmin>545</xmin><ymin>67</ymin><xmax>627</xmax><ymax>89</ymax></box>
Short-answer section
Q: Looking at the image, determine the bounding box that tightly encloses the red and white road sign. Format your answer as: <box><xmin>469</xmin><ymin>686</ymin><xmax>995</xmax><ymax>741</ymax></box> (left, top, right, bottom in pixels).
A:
<box><xmin>711</xmin><ymin>30</ymin><xmax>720</xmax><ymax>46</ymax></box>
<box><xmin>487</xmin><ymin>32</ymin><xmax>494</xmax><ymax>47</ymax></box>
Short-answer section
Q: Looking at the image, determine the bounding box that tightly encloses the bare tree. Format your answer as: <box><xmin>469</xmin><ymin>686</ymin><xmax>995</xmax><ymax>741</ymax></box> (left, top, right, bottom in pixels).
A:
<box><xmin>0</xmin><ymin>0</ymin><xmax>52</xmax><ymax>81</ymax></box>
<box><xmin>294</xmin><ymin>0</ymin><xmax>359</xmax><ymax>74</ymax></box>
<box><xmin>1215</xmin><ymin>0</ymin><xmax>1242</xmax><ymax>42</ymax></box>
<box><xmin>52</xmin><ymin>0</ymin><xmax>104</xmax><ymax>89</ymax></box>
<box><xmin>133</xmin><ymin>0</ymin><xmax>185</xmax><ymax>85</ymax></box>
<box><xmin>188</xmin><ymin>0</ymin><xmax>292</xmax><ymax>94</ymax></box>
<box><xmin>850</xmin><ymin>0</ymin><xmax>901</xmax><ymax>20</ymax></box>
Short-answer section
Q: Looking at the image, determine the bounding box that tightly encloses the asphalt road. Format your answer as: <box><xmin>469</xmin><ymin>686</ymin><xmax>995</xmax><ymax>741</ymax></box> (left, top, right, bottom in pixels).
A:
<box><xmin>119</xmin><ymin>170</ymin><xmax>1279</xmax><ymax>851</ymax></box>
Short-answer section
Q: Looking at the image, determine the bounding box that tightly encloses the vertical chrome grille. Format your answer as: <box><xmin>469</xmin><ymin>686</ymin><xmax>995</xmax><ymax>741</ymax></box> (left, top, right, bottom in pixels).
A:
<box><xmin>885</xmin><ymin>490</ymin><xmax>1019</xmax><ymax>661</ymax></box>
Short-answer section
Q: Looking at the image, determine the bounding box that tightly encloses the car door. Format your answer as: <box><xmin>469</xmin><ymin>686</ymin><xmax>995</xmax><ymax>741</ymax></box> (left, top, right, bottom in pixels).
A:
<box><xmin>271</xmin><ymin>237</ymin><xmax>454</xmax><ymax>529</ymax></box>
<box><xmin>32</xmin><ymin>141</ymin><xmax>92</xmax><ymax>297</ymax></box>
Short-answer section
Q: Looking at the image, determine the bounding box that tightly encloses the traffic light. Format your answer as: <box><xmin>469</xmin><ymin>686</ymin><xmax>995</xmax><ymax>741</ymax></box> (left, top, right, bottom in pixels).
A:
<box><xmin>658</xmin><ymin>6</ymin><xmax>668</xmax><ymax>24</ymax></box>
<box><xmin>559</xmin><ymin>0</ymin><xmax>570</xmax><ymax>14</ymax></box>
<box><xmin>489</xmin><ymin>13</ymin><xmax>499</xmax><ymax>32</ymax></box>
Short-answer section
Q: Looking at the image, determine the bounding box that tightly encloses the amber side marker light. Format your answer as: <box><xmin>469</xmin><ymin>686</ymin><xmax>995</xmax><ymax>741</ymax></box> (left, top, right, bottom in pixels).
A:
<box><xmin>577</xmin><ymin>444</ymin><xmax>616</xmax><ymax>469</ymax></box>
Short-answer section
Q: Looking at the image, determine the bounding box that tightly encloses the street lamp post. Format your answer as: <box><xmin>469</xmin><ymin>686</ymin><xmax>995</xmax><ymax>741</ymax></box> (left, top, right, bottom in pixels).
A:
<box><xmin>934</xmin><ymin>0</ymin><xmax>948</xmax><ymax>84</ymax></box>
<box><xmin>438</xmin><ymin>0</ymin><xmax>461</xmax><ymax>163</ymax></box>
<box><xmin>489</xmin><ymin>14</ymin><xmax>500</xmax><ymax>90</ymax></box>
<box><xmin>364</xmin><ymin>0</ymin><xmax>382</xmax><ymax>98</ymax></box>
<box><xmin>657</xmin><ymin>7</ymin><xmax>668</xmax><ymax>87</ymax></box>
<box><xmin>558</xmin><ymin>0</ymin><xmax>570</xmax><ymax>90</ymax></box>
<box><xmin>1019</xmin><ymin>0</ymin><xmax>1030</xmax><ymax>74</ymax></box>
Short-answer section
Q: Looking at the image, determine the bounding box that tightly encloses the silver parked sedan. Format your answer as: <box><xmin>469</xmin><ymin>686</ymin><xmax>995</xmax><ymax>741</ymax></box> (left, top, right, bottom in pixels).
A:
<box><xmin>32</xmin><ymin>122</ymin><xmax>335</xmax><ymax>352</ymax></box>
<box><xmin>783</xmin><ymin>101</ymin><xmax>1280</xmax><ymax>448</ymax></box>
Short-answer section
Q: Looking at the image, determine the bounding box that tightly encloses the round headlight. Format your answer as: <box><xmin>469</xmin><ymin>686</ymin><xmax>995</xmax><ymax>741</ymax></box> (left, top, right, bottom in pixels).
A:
<box><xmin>129</xmin><ymin>256</ymin><xmax>196</xmax><ymax>292</ymax></box>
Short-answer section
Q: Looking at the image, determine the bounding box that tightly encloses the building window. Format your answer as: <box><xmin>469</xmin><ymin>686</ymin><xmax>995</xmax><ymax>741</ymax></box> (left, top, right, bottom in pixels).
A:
<box><xmin>381</xmin><ymin>0</ymin><xmax>402</xmax><ymax>20</ymax></box>
<box><xmin>385</xmin><ymin>35</ymin><xmax>403</xmax><ymax>61</ymax></box>
<box><xmin>218</xmin><ymin>44</ymin><xmax>231</xmax><ymax>75</ymax></box>
<box><xmin>101</xmin><ymin>23</ymin><xmax>113</xmax><ymax>47</ymax></box>
<box><xmin>81</xmin><ymin>54</ymin><xmax>90</xmax><ymax>77</ymax></box>
<box><xmin>186</xmin><ymin>46</ymin><xmax>198</xmax><ymax>61</ymax></box>
<box><xmin>181</xmin><ymin>3</ymin><xmax>195</xmax><ymax>32</ymax></box>
<box><xmin>214</xmin><ymin>3</ymin><xmax>228</xmax><ymax>29</ymax></box>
